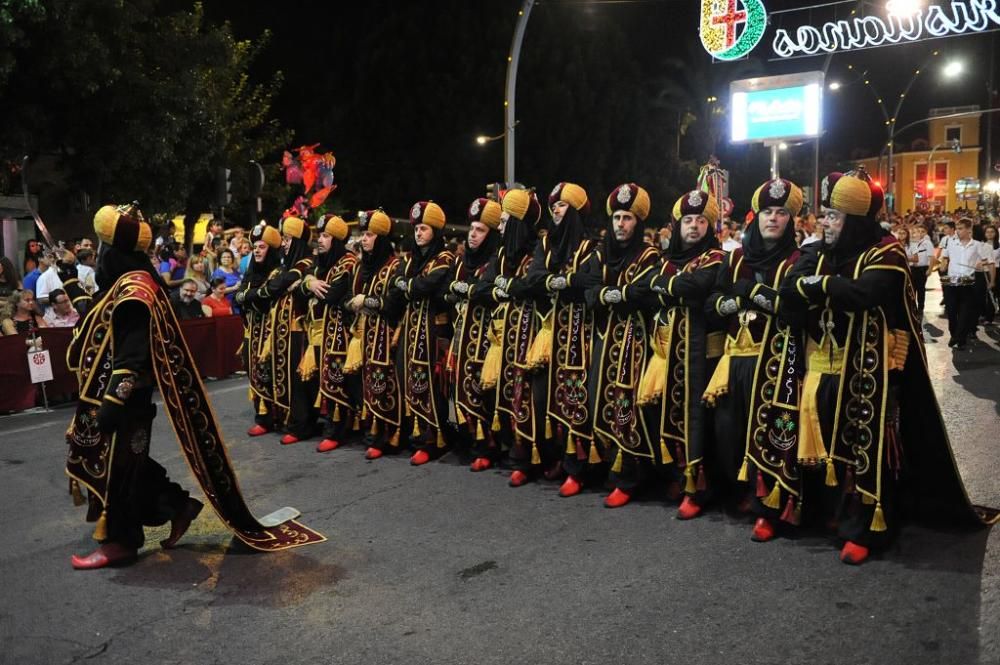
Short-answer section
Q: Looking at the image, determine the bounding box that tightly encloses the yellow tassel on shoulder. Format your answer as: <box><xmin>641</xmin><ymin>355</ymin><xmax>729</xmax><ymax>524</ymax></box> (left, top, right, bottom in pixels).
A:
<box><xmin>660</xmin><ymin>439</ymin><xmax>674</xmax><ymax>465</ymax></box>
<box><xmin>545</xmin><ymin>417</ymin><xmax>554</xmax><ymax>440</ymax></box>
<box><xmin>684</xmin><ymin>465</ymin><xmax>696</xmax><ymax>493</ymax></box>
<box><xmin>737</xmin><ymin>456</ymin><xmax>749</xmax><ymax>482</ymax></box>
<box><xmin>92</xmin><ymin>509</ymin><xmax>108</xmax><ymax>541</ymax></box>
<box><xmin>611</xmin><ymin>451</ymin><xmax>623</xmax><ymax>474</ymax></box>
<box><xmin>476</xmin><ymin>420</ymin><xmax>486</xmax><ymax>441</ymax></box>
<box><xmin>762</xmin><ymin>481</ymin><xmax>782</xmax><ymax>510</ymax></box>
<box><xmin>825</xmin><ymin>458</ymin><xmax>838</xmax><ymax>487</ymax></box>
<box><xmin>589</xmin><ymin>442</ymin><xmax>602</xmax><ymax>464</ymax></box>
<box><xmin>870</xmin><ymin>502</ymin><xmax>888</xmax><ymax>532</ymax></box>
<box><xmin>492</xmin><ymin>412</ymin><xmax>502</xmax><ymax>432</ymax></box>
<box><xmin>531</xmin><ymin>443</ymin><xmax>541</xmax><ymax>465</ymax></box>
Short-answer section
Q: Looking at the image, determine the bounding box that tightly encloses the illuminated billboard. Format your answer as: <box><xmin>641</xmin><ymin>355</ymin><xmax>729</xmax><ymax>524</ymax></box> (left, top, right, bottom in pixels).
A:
<box><xmin>730</xmin><ymin>71</ymin><xmax>823</xmax><ymax>144</ymax></box>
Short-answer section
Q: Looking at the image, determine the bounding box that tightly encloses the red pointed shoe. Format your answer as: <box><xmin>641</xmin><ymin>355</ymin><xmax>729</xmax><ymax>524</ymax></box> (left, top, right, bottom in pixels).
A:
<box><xmin>559</xmin><ymin>475</ymin><xmax>582</xmax><ymax>498</ymax></box>
<box><xmin>840</xmin><ymin>541</ymin><xmax>869</xmax><ymax>565</ymax></box>
<box><xmin>365</xmin><ymin>446</ymin><xmax>384</xmax><ymax>460</ymax></box>
<box><xmin>280</xmin><ymin>434</ymin><xmax>299</xmax><ymax>446</ymax></box>
<box><xmin>677</xmin><ymin>495</ymin><xmax>703</xmax><ymax>520</ymax></box>
<box><xmin>316</xmin><ymin>439</ymin><xmax>340</xmax><ymax>453</ymax></box>
<box><xmin>160</xmin><ymin>498</ymin><xmax>204</xmax><ymax>549</ymax></box>
<box><xmin>508</xmin><ymin>470</ymin><xmax>529</xmax><ymax>487</ymax></box>
<box><xmin>71</xmin><ymin>542</ymin><xmax>137</xmax><ymax>570</ymax></box>
<box><xmin>410</xmin><ymin>449</ymin><xmax>431</xmax><ymax>466</ymax></box>
<box><xmin>470</xmin><ymin>457</ymin><xmax>492</xmax><ymax>472</ymax></box>
<box><xmin>751</xmin><ymin>517</ymin><xmax>776</xmax><ymax>542</ymax></box>
<box><xmin>247</xmin><ymin>424</ymin><xmax>269</xmax><ymax>437</ymax></box>
<box><xmin>604</xmin><ymin>487</ymin><xmax>632</xmax><ymax>508</ymax></box>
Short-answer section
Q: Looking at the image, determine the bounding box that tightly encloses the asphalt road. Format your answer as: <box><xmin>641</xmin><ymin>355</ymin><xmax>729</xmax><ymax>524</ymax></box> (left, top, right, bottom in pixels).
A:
<box><xmin>1</xmin><ymin>277</ymin><xmax>999</xmax><ymax>665</ymax></box>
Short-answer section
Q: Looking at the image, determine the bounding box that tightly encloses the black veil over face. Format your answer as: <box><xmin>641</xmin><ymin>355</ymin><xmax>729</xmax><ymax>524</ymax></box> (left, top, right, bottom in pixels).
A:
<box><xmin>549</xmin><ymin>206</ymin><xmax>587</xmax><ymax>270</ymax></box>
<box><xmin>360</xmin><ymin>235</ymin><xmax>395</xmax><ymax>284</ymax></box>
<box><xmin>282</xmin><ymin>230</ymin><xmax>312</xmax><ymax>269</ymax></box>
<box><xmin>741</xmin><ymin>211</ymin><xmax>798</xmax><ymax>271</ymax></box>
<box><xmin>501</xmin><ymin>215</ymin><xmax>536</xmax><ymax>275</ymax></box>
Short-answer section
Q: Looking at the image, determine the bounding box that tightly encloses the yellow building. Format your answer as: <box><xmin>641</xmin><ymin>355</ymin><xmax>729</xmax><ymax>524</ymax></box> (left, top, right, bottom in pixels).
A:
<box><xmin>856</xmin><ymin>106</ymin><xmax>982</xmax><ymax>214</ymax></box>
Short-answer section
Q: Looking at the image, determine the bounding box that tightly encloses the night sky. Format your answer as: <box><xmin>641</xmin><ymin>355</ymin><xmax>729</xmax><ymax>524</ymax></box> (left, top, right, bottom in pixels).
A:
<box><xmin>203</xmin><ymin>0</ymin><xmax>996</xmax><ymax>219</ymax></box>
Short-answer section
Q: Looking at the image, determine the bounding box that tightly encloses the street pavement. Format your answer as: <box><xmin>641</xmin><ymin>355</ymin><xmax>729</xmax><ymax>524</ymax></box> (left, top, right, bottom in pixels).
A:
<box><xmin>1</xmin><ymin>276</ymin><xmax>999</xmax><ymax>665</ymax></box>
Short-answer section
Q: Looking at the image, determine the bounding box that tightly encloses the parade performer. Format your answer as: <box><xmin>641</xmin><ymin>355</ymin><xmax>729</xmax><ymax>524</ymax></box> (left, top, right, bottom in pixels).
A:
<box><xmin>635</xmin><ymin>190</ymin><xmax>725</xmax><ymax>519</ymax></box>
<box><xmin>66</xmin><ymin>204</ymin><xmax>324</xmax><ymax>569</ymax></box>
<box><xmin>778</xmin><ymin>171</ymin><xmax>998</xmax><ymax>564</ymax></box>
<box><xmin>237</xmin><ymin>222</ymin><xmax>283</xmax><ymax>437</ymax></box>
<box><xmin>448</xmin><ymin>197</ymin><xmax>503</xmax><ymax>471</ymax></box>
<box><xmin>243</xmin><ymin>216</ymin><xmax>317</xmax><ymax>444</ymax></box>
<box><xmin>472</xmin><ymin>189</ymin><xmax>545</xmax><ymax>486</ymax></box>
<box><xmin>348</xmin><ymin>210</ymin><xmax>404</xmax><ymax>460</ymax></box>
<box><xmin>521</xmin><ymin>182</ymin><xmax>601</xmax><ymax>496</ymax></box>
<box><xmin>301</xmin><ymin>215</ymin><xmax>361</xmax><ymax>453</ymax></box>
<box><xmin>703</xmin><ymin>178</ymin><xmax>804</xmax><ymax>532</ymax></box>
<box><xmin>585</xmin><ymin>183</ymin><xmax>660</xmax><ymax>508</ymax></box>
<box><xmin>384</xmin><ymin>201</ymin><xmax>456</xmax><ymax>465</ymax></box>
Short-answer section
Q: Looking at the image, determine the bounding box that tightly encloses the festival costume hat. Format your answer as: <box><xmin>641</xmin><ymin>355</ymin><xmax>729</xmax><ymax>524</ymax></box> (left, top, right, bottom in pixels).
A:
<box><xmin>501</xmin><ymin>188</ymin><xmax>542</xmax><ymax>226</ymax></box>
<box><xmin>672</xmin><ymin>190</ymin><xmax>721</xmax><ymax>227</ymax></box>
<box><xmin>751</xmin><ymin>178</ymin><xmax>804</xmax><ymax>217</ymax></box>
<box><xmin>281</xmin><ymin>215</ymin><xmax>311</xmax><ymax>242</ymax></box>
<box><xmin>358</xmin><ymin>209</ymin><xmax>393</xmax><ymax>237</ymax></box>
<box><xmin>93</xmin><ymin>203</ymin><xmax>153</xmax><ymax>252</ymax></box>
<box><xmin>250</xmin><ymin>221</ymin><xmax>282</xmax><ymax>249</ymax></box>
<box><xmin>548</xmin><ymin>182</ymin><xmax>590</xmax><ymax>214</ymax></box>
<box><xmin>468</xmin><ymin>198</ymin><xmax>502</xmax><ymax>230</ymax></box>
<box><xmin>606</xmin><ymin>183</ymin><xmax>651</xmax><ymax>222</ymax></box>
<box><xmin>821</xmin><ymin>170</ymin><xmax>885</xmax><ymax>217</ymax></box>
<box><xmin>318</xmin><ymin>214</ymin><xmax>350</xmax><ymax>241</ymax></box>
<box><xmin>409</xmin><ymin>201</ymin><xmax>446</xmax><ymax>230</ymax></box>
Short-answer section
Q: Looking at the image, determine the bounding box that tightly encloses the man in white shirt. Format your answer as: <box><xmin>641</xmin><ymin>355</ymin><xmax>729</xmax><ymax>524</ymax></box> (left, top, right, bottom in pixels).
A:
<box><xmin>719</xmin><ymin>220</ymin><xmax>742</xmax><ymax>252</ymax></box>
<box><xmin>940</xmin><ymin>219</ymin><xmax>992</xmax><ymax>347</ymax></box>
<box><xmin>42</xmin><ymin>288</ymin><xmax>80</xmax><ymax>327</ymax></box>
<box><xmin>908</xmin><ymin>225</ymin><xmax>935</xmax><ymax>314</ymax></box>
<box><xmin>34</xmin><ymin>253</ymin><xmax>64</xmax><ymax>309</ymax></box>
<box><xmin>75</xmin><ymin>248</ymin><xmax>98</xmax><ymax>295</ymax></box>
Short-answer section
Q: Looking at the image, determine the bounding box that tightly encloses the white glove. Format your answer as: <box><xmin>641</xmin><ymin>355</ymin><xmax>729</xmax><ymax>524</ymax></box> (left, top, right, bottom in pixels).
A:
<box><xmin>603</xmin><ymin>289</ymin><xmax>622</xmax><ymax>304</ymax></box>
<box><xmin>363</xmin><ymin>296</ymin><xmax>381</xmax><ymax>310</ymax></box>
<box><xmin>453</xmin><ymin>281</ymin><xmax>470</xmax><ymax>295</ymax></box>
<box><xmin>549</xmin><ymin>276</ymin><xmax>567</xmax><ymax>291</ymax></box>
<box><xmin>495</xmin><ymin>288</ymin><xmax>509</xmax><ymax>300</ymax></box>
<box><xmin>719</xmin><ymin>297</ymin><xmax>739</xmax><ymax>315</ymax></box>
<box><xmin>494</xmin><ymin>275</ymin><xmax>509</xmax><ymax>290</ymax></box>
<box><xmin>394</xmin><ymin>277</ymin><xmax>407</xmax><ymax>291</ymax></box>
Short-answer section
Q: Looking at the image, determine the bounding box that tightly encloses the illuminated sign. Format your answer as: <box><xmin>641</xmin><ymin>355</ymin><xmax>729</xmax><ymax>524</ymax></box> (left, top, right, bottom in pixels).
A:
<box><xmin>701</xmin><ymin>1</ymin><xmax>1000</xmax><ymax>61</ymax></box>
<box><xmin>730</xmin><ymin>72</ymin><xmax>824</xmax><ymax>143</ymax></box>
<box><xmin>700</xmin><ymin>0</ymin><xmax>768</xmax><ymax>61</ymax></box>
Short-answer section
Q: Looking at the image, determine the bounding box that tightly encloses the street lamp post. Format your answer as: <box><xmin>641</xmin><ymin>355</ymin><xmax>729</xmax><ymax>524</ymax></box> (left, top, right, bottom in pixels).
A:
<box><xmin>504</xmin><ymin>0</ymin><xmax>535</xmax><ymax>185</ymax></box>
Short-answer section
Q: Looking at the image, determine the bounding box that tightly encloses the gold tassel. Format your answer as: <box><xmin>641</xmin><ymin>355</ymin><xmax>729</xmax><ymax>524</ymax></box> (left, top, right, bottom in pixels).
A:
<box><xmin>762</xmin><ymin>481</ymin><xmax>782</xmax><ymax>509</ymax></box>
<box><xmin>333</xmin><ymin>405</ymin><xmax>342</xmax><ymax>423</ymax></box>
<box><xmin>737</xmin><ymin>456</ymin><xmax>749</xmax><ymax>482</ymax></box>
<box><xmin>476</xmin><ymin>420</ymin><xmax>486</xmax><ymax>441</ymax></box>
<box><xmin>567</xmin><ymin>437</ymin><xmax>577</xmax><ymax>455</ymax></box>
<box><xmin>70</xmin><ymin>479</ymin><xmax>85</xmax><ymax>506</ymax></box>
<box><xmin>247</xmin><ymin>387</ymin><xmax>253</xmax><ymax>403</ymax></box>
<box><xmin>589</xmin><ymin>442</ymin><xmax>602</xmax><ymax>464</ymax></box>
<box><xmin>257</xmin><ymin>398</ymin><xmax>268</xmax><ymax>416</ymax></box>
<box><xmin>525</xmin><ymin>316</ymin><xmax>553</xmax><ymax>369</ymax></box>
<box><xmin>545</xmin><ymin>417</ymin><xmax>554</xmax><ymax>440</ymax></box>
<box><xmin>92</xmin><ymin>509</ymin><xmax>108</xmax><ymax>541</ymax></box>
<box><xmin>611</xmin><ymin>451</ymin><xmax>623</xmax><ymax>474</ymax></box>
<box><xmin>660</xmin><ymin>439</ymin><xmax>674</xmax><ymax>465</ymax></box>
<box><xmin>684</xmin><ymin>465</ymin><xmax>696</xmax><ymax>493</ymax></box>
<box><xmin>389</xmin><ymin>429</ymin><xmax>400</xmax><ymax>447</ymax></box>
<box><xmin>313</xmin><ymin>391</ymin><xmax>323</xmax><ymax>409</ymax></box>
<box><xmin>344</xmin><ymin>335</ymin><xmax>363</xmax><ymax>374</ymax></box>
<box><xmin>412</xmin><ymin>418</ymin><xmax>421</xmax><ymax>438</ymax></box>
<box><xmin>296</xmin><ymin>347</ymin><xmax>317</xmax><ymax>380</ymax></box>
<box><xmin>825</xmin><ymin>459</ymin><xmax>838</xmax><ymax>487</ymax></box>
<box><xmin>362</xmin><ymin>403</ymin><xmax>368</xmax><ymax>420</ymax></box>
<box><xmin>531</xmin><ymin>443</ymin><xmax>541</xmax><ymax>465</ymax></box>
<box><xmin>479</xmin><ymin>336</ymin><xmax>502</xmax><ymax>389</ymax></box>
<box><xmin>870</xmin><ymin>502</ymin><xmax>888</xmax><ymax>532</ymax></box>
<box><xmin>456</xmin><ymin>408</ymin><xmax>467</xmax><ymax>425</ymax></box>
<box><xmin>437</xmin><ymin>429</ymin><xmax>446</xmax><ymax>448</ymax></box>
<box><xmin>492</xmin><ymin>412</ymin><xmax>502</xmax><ymax>432</ymax></box>
<box><xmin>353</xmin><ymin>413</ymin><xmax>361</xmax><ymax>431</ymax></box>
<box><xmin>371</xmin><ymin>419</ymin><xmax>380</xmax><ymax>435</ymax></box>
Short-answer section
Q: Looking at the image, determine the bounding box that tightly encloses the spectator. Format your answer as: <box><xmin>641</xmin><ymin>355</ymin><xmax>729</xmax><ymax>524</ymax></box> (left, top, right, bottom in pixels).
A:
<box><xmin>34</xmin><ymin>252</ymin><xmax>64</xmax><ymax>308</ymax></box>
<box><xmin>42</xmin><ymin>288</ymin><xmax>79</xmax><ymax>327</ymax></box>
<box><xmin>210</xmin><ymin>249</ymin><xmax>241</xmax><ymax>305</ymax></box>
<box><xmin>23</xmin><ymin>239</ymin><xmax>44</xmax><ymax>275</ymax></box>
<box><xmin>170</xmin><ymin>279</ymin><xmax>209</xmax><ymax>320</ymax></box>
<box><xmin>228</xmin><ymin>226</ymin><xmax>246</xmax><ymax>255</ymax></box>
<box><xmin>719</xmin><ymin>220</ymin><xmax>742</xmax><ymax>251</ymax></box>
<box><xmin>204</xmin><ymin>218</ymin><xmax>224</xmax><ymax>252</ymax></box>
<box><xmin>237</xmin><ymin>238</ymin><xmax>252</xmax><ymax>274</ymax></box>
<box><xmin>909</xmin><ymin>224</ymin><xmax>935</xmax><ymax>315</ymax></box>
<box><xmin>154</xmin><ymin>219</ymin><xmax>176</xmax><ymax>250</ymax></box>
<box><xmin>184</xmin><ymin>254</ymin><xmax>211</xmax><ymax>300</ymax></box>
<box><xmin>0</xmin><ymin>256</ymin><xmax>22</xmax><ymax>299</ymax></box>
<box><xmin>2</xmin><ymin>289</ymin><xmax>47</xmax><ymax>336</ymax></box>
<box><xmin>158</xmin><ymin>243</ymin><xmax>188</xmax><ymax>291</ymax></box>
<box><xmin>76</xmin><ymin>248</ymin><xmax>98</xmax><ymax>295</ymax></box>
<box><xmin>202</xmin><ymin>277</ymin><xmax>233</xmax><ymax>317</ymax></box>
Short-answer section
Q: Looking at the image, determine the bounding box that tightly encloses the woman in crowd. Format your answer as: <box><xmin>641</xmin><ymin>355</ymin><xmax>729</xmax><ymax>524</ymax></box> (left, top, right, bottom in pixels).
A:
<box><xmin>157</xmin><ymin>242</ymin><xmax>188</xmax><ymax>292</ymax></box>
<box><xmin>211</xmin><ymin>248</ymin><xmax>242</xmax><ymax>311</ymax></box>
<box><xmin>2</xmin><ymin>289</ymin><xmax>48</xmax><ymax>336</ymax></box>
<box><xmin>202</xmin><ymin>277</ymin><xmax>234</xmax><ymax>317</ymax></box>
<box><xmin>0</xmin><ymin>256</ymin><xmax>22</xmax><ymax>299</ymax></box>
<box><xmin>184</xmin><ymin>254</ymin><xmax>211</xmax><ymax>299</ymax></box>
<box><xmin>23</xmin><ymin>239</ymin><xmax>44</xmax><ymax>275</ymax></box>
<box><xmin>238</xmin><ymin>238</ymin><xmax>253</xmax><ymax>274</ymax></box>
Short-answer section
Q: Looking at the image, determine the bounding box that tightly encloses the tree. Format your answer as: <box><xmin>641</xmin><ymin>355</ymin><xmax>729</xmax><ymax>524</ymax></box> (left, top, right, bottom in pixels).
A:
<box><xmin>0</xmin><ymin>0</ymin><xmax>289</xmax><ymax>233</ymax></box>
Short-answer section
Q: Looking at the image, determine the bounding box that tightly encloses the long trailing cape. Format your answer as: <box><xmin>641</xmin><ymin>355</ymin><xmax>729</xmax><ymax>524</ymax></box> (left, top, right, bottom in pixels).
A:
<box><xmin>66</xmin><ymin>270</ymin><xmax>325</xmax><ymax>550</ymax></box>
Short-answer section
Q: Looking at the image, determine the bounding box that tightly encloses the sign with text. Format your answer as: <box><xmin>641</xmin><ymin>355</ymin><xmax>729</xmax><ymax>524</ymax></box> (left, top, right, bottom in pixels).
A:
<box><xmin>28</xmin><ymin>350</ymin><xmax>53</xmax><ymax>384</ymax></box>
<box><xmin>730</xmin><ymin>72</ymin><xmax>823</xmax><ymax>143</ymax></box>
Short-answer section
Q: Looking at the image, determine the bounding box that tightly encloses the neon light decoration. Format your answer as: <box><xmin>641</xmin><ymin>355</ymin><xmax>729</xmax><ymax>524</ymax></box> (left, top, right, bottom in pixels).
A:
<box><xmin>700</xmin><ymin>0</ymin><xmax>768</xmax><ymax>61</ymax></box>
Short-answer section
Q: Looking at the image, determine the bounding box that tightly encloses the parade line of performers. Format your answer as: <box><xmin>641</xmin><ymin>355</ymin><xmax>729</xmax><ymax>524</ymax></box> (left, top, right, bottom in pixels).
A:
<box><xmin>232</xmin><ymin>171</ymin><xmax>997</xmax><ymax>567</ymax></box>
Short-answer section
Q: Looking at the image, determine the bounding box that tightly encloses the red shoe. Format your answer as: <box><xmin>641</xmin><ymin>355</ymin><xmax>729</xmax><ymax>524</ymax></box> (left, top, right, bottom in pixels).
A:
<box><xmin>160</xmin><ymin>498</ymin><xmax>204</xmax><ymax>549</ymax></box>
<box><xmin>316</xmin><ymin>439</ymin><xmax>340</xmax><ymax>453</ymax></box>
<box><xmin>71</xmin><ymin>542</ymin><xmax>137</xmax><ymax>570</ymax></box>
<box><xmin>247</xmin><ymin>424</ymin><xmax>269</xmax><ymax>437</ymax></box>
<box><xmin>280</xmin><ymin>434</ymin><xmax>300</xmax><ymax>445</ymax></box>
<box><xmin>676</xmin><ymin>495</ymin><xmax>703</xmax><ymax>520</ymax></box>
<box><xmin>751</xmin><ymin>517</ymin><xmax>776</xmax><ymax>542</ymax></box>
<box><xmin>470</xmin><ymin>457</ymin><xmax>492</xmax><ymax>472</ymax></box>
<box><xmin>559</xmin><ymin>475</ymin><xmax>582</xmax><ymax>497</ymax></box>
<box><xmin>410</xmin><ymin>449</ymin><xmax>431</xmax><ymax>466</ymax></box>
<box><xmin>840</xmin><ymin>541</ymin><xmax>869</xmax><ymax>565</ymax></box>
<box><xmin>508</xmin><ymin>470</ymin><xmax>529</xmax><ymax>487</ymax></box>
<box><xmin>604</xmin><ymin>487</ymin><xmax>632</xmax><ymax>508</ymax></box>
<box><xmin>365</xmin><ymin>447</ymin><xmax>383</xmax><ymax>460</ymax></box>
<box><xmin>666</xmin><ymin>480</ymin><xmax>683</xmax><ymax>502</ymax></box>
